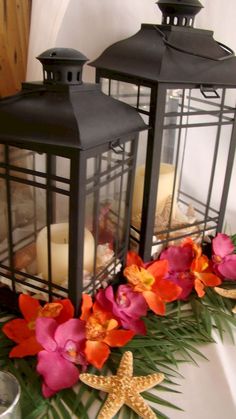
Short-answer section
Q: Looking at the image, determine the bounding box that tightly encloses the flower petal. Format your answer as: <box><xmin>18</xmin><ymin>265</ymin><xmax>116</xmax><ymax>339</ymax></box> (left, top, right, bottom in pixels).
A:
<box><xmin>217</xmin><ymin>254</ymin><xmax>236</xmax><ymax>280</ymax></box>
<box><xmin>9</xmin><ymin>336</ymin><xmax>43</xmax><ymax>358</ymax></box>
<box><xmin>104</xmin><ymin>285</ymin><xmax>147</xmax><ymax>320</ymax></box>
<box><xmin>119</xmin><ymin>317</ymin><xmax>146</xmax><ymax>335</ymax></box>
<box><xmin>80</xmin><ymin>294</ymin><xmax>93</xmax><ymax>321</ymax></box>
<box><xmin>152</xmin><ymin>278</ymin><xmax>182</xmax><ymax>302</ymax></box>
<box><xmin>146</xmin><ymin>259</ymin><xmax>169</xmax><ymax>279</ymax></box>
<box><xmin>37</xmin><ymin>350</ymin><xmax>79</xmax><ymax>394</ymax></box>
<box><xmin>54</xmin><ymin>319</ymin><xmax>86</xmax><ymax>349</ymax></box>
<box><xmin>124</xmin><ymin>265</ymin><xmax>155</xmax><ymax>291</ymax></box>
<box><xmin>95</xmin><ymin>288</ymin><xmax>113</xmax><ymax>313</ymax></box>
<box><xmin>92</xmin><ymin>301</ymin><xmax>114</xmax><ymax>323</ymax></box>
<box><xmin>35</xmin><ymin>318</ymin><xmax>57</xmax><ymax>351</ymax></box>
<box><xmin>39</xmin><ymin>303</ymin><xmax>63</xmax><ymax>319</ymax></box>
<box><xmin>160</xmin><ymin>246</ymin><xmax>193</xmax><ymax>272</ymax></box>
<box><xmin>126</xmin><ymin>251</ymin><xmax>144</xmax><ymax>267</ymax></box>
<box><xmin>194</xmin><ymin>278</ymin><xmax>205</xmax><ymax>298</ymax></box>
<box><xmin>182</xmin><ymin>238</ymin><xmax>202</xmax><ymax>258</ymax></box>
<box><xmin>191</xmin><ymin>255</ymin><xmax>209</xmax><ymax>273</ymax></box>
<box><xmin>85</xmin><ymin>340</ymin><xmax>110</xmax><ymax>369</ymax></box>
<box><xmin>196</xmin><ymin>272</ymin><xmax>221</xmax><ymax>287</ymax></box>
<box><xmin>54</xmin><ymin>299</ymin><xmax>75</xmax><ymax>323</ymax></box>
<box><xmin>2</xmin><ymin>319</ymin><xmax>32</xmax><ymax>343</ymax></box>
<box><xmin>103</xmin><ymin>329</ymin><xmax>135</xmax><ymax>347</ymax></box>
<box><xmin>42</xmin><ymin>382</ymin><xmax>56</xmax><ymax>398</ymax></box>
<box><xmin>19</xmin><ymin>294</ymin><xmax>40</xmax><ymax>322</ymax></box>
<box><xmin>166</xmin><ymin>272</ymin><xmax>194</xmax><ymax>300</ymax></box>
<box><xmin>212</xmin><ymin>233</ymin><xmax>234</xmax><ymax>258</ymax></box>
<box><xmin>142</xmin><ymin>291</ymin><xmax>166</xmax><ymax>315</ymax></box>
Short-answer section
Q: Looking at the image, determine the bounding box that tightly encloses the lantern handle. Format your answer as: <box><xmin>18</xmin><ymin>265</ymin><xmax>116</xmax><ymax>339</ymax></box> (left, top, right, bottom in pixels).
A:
<box><xmin>153</xmin><ymin>25</ymin><xmax>235</xmax><ymax>61</ymax></box>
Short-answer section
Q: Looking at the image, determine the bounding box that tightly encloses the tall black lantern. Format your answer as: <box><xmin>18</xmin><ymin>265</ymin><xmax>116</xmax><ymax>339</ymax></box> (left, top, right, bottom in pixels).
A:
<box><xmin>90</xmin><ymin>0</ymin><xmax>236</xmax><ymax>261</ymax></box>
<box><xmin>0</xmin><ymin>48</ymin><xmax>146</xmax><ymax>311</ymax></box>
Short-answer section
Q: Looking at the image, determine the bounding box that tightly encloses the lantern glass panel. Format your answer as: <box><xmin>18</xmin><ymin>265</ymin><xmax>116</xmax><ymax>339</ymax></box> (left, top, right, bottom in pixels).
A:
<box><xmin>84</xmin><ymin>141</ymin><xmax>135</xmax><ymax>293</ymax></box>
<box><xmin>110</xmin><ymin>80</ymin><xmax>138</xmax><ymax>107</ymax></box>
<box><xmin>150</xmin><ymin>87</ymin><xmax>236</xmax><ymax>251</ymax></box>
<box><xmin>123</xmin><ymin>83</ymin><xmax>236</xmax><ymax>255</ymax></box>
<box><xmin>53</xmin><ymin>156</ymin><xmax>71</xmax><ymax>180</ymax></box>
<box><xmin>0</xmin><ymin>145</ymin><xmax>74</xmax><ymax>299</ymax></box>
<box><xmin>101</xmin><ymin>78</ymin><xmax>151</xmax><ymax>112</ymax></box>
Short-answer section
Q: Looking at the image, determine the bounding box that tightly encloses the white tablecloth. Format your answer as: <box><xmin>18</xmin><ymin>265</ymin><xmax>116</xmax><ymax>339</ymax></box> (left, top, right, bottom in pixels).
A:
<box><xmin>159</xmin><ymin>331</ymin><xmax>236</xmax><ymax>419</ymax></box>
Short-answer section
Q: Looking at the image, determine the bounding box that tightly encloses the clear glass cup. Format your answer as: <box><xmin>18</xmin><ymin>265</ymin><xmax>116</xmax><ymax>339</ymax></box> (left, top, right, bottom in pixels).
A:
<box><xmin>0</xmin><ymin>371</ymin><xmax>21</xmax><ymax>418</ymax></box>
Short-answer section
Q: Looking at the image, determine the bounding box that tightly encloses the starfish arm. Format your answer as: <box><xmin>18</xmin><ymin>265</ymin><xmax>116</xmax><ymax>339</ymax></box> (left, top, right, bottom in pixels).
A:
<box><xmin>132</xmin><ymin>373</ymin><xmax>165</xmax><ymax>392</ymax></box>
<box><xmin>125</xmin><ymin>392</ymin><xmax>157</xmax><ymax>419</ymax></box>
<box><xmin>214</xmin><ymin>286</ymin><xmax>236</xmax><ymax>299</ymax></box>
<box><xmin>117</xmin><ymin>351</ymin><xmax>133</xmax><ymax>377</ymax></box>
<box><xmin>98</xmin><ymin>393</ymin><xmax>125</xmax><ymax>419</ymax></box>
<box><xmin>79</xmin><ymin>374</ymin><xmax>113</xmax><ymax>392</ymax></box>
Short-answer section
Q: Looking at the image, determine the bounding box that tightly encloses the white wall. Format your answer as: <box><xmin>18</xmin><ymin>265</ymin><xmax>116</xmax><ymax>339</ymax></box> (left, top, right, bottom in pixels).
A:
<box><xmin>27</xmin><ymin>0</ymin><xmax>236</xmax><ymax>232</ymax></box>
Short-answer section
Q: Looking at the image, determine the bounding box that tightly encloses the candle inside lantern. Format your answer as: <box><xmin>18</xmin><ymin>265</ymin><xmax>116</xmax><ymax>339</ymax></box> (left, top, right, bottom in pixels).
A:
<box><xmin>131</xmin><ymin>163</ymin><xmax>177</xmax><ymax>226</ymax></box>
<box><xmin>36</xmin><ymin>223</ymin><xmax>95</xmax><ymax>285</ymax></box>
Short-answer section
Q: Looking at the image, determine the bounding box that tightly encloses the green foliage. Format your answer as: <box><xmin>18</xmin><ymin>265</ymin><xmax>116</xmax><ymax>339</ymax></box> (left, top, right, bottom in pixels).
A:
<box><xmin>0</xmin><ymin>287</ymin><xmax>236</xmax><ymax>419</ymax></box>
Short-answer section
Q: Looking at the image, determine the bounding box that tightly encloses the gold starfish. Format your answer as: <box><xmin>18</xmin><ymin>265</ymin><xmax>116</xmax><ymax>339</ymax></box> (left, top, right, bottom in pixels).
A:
<box><xmin>214</xmin><ymin>287</ymin><xmax>236</xmax><ymax>313</ymax></box>
<box><xmin>80</xmin><ymin>351</ymin><xmax>164</xmax><ymax>419</ymax></box>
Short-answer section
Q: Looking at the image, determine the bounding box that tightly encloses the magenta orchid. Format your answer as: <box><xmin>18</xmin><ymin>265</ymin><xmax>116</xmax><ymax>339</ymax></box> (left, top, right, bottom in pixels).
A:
<box><xmin>212</xmin><ymin>233</ymin><xmax>236</xmax><ymax>280</ymax></box>
<box><xmin>160</xmin><ymin>245</ymin><xmax>194</xmax><ymax>300</ymax></box>
<box><xmin>36</xmin><ymin>318</ymin><xmax>87</xmax><ymax>397</ymax></box>
<box><xmin>96</xmin><ymin>285</ymin><xmax>148</xmax><ymax>335</ymax></box>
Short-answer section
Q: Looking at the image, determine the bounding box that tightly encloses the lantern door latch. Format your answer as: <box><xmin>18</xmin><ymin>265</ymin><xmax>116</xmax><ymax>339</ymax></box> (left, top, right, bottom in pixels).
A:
<box><xmin>110</xmin><ymin>139</ymin><xmax>125</xmax><ymax>154</ymax></box>
<box><xmin>200</xmin><ymin>85</ymin><xmax>220</xmax><ymax>99</ymax></box>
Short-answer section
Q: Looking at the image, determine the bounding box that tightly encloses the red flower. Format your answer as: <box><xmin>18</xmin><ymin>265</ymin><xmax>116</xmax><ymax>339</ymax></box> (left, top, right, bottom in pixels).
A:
<box><xmin>3</xmin><ymin>294</ymin><xmax>74</xmax><ymax>358</ymax></box>
<box><xmin>80</xmin><ymin>294</ymin><xmax>135</xmax><ymax>369</ymax></box>
<box><xmin>124</xmin><ymin>252</ymin><xmax>181</xmax><ymax>315</ymax></box>
<box><xmin>182</xmin><ymin>239</ymin><xmax>222</xmax><ymax>297</ymax></box>
<box><xmin>191</xmin><ymin>255</ymin><xmax>222</xmax><ymax>297</ymax></box>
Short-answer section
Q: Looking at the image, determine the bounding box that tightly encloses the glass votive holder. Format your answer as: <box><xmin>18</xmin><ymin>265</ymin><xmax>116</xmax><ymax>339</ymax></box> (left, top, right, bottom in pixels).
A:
<box><xmin>0</xmin><ymin>371</ymin><xmax>21</xmax><ymax>418</ymax></box>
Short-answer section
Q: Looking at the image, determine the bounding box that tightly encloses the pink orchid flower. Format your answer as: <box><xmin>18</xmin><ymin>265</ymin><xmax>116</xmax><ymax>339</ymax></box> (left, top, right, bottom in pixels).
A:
<box><xmin>96</xmin><ymin>285</ymin><xmax>148</xmax><ymax>335</ymax></box>
<box><xmin>36</xmin><ymin>318</ymin><xmax>87</xmax><ymax>397</ymax></box>
<box><xmin>160</xmin><ymin>245</ymin><xmax>193</xmax><ymax>272</ymax></box>
<box><xmin>212</xmin><ymin>233</ymin><xmax>236</xmax><ymax>280</ymax></box>
<box><xmin>160</xmin><ymin>245</ymin><xmax>194</xmax><ymax>300</ymax></box>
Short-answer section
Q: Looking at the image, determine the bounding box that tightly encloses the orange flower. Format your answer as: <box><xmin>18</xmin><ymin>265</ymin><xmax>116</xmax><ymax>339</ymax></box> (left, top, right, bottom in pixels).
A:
<box><xmin>81</xmin><ymin>294</ymin><xmax>135</xmax><ymax>369</ymax></box>
<box><xmin>3</xmin><ymin>294</ymin><xmax>74</xmax><ymax>358</ymax></box>
<box><xmin>124</xmin><ymin>252</ymin><xmax>182</xmax><ymax>315</ymax></box>
<box><xmin>181</xmin><ymin>238</ymin><xmax>202</xmax><ymax>259</ymax></box>
<box><xmin>191</xmin><ymin>255</ymin><xmax>222</xmax><ymax>297</ymax></box>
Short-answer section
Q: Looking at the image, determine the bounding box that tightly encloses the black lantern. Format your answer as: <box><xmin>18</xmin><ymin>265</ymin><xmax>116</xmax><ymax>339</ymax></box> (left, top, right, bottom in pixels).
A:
<box><xmin>0</xmin><ymin>48</ymin><xmax>146</xmax><ymax>312</ymax></box>
<box><xmin>90</xmin><ymin>0</ymin><xmax>236</xmax><ymax>261</ymax></box>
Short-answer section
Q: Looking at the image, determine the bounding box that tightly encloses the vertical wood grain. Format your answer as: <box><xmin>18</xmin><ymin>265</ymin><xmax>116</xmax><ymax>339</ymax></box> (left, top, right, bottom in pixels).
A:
<box><xmin>0</xmin><ymin>0</ymin><xmax>31</xmax><ymax>97</ymax></box>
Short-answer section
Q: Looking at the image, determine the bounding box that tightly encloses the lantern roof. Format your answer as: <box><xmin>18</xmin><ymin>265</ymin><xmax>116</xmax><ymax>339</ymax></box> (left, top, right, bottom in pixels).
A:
<box><xmin>0</xmin><ymin>48</ymin><xmax>146</xmax><ymax>150</ymax></box>
<box><xmin>90</xmin><ymin>1</ymin><xmax>236</xmax><ymax>86</ymax></box>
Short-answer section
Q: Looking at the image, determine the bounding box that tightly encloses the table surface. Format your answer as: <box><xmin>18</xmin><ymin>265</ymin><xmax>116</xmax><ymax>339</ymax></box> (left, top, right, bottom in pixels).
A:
<box><xmin>157</xmin><ymin>331</ymin><xmax>236</xmax><ymax>419</ymax></box>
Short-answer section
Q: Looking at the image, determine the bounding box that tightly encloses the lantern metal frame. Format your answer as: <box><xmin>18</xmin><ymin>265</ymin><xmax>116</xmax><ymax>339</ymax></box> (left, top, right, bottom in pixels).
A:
<box><xmin>0</xmin><ymin>48</ymin><xmax>146</xmax><ymax>312</ymax></box>
<box><xmin>90</xmin><ymin>0</ymin><xmax>236</xmax><ymax>261</ymax></box>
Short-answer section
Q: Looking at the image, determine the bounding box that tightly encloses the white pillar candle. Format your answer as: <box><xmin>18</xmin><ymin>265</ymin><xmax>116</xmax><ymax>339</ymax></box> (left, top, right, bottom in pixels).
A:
<box><xmin>36</xmin><ymin>223</ymin><xmax>95</xmax><ymax>285</ymax></box>
<box><xmin>131</xmin><ymin>163</ymin><xmax>176</xmax><ymax>225</ymax></box>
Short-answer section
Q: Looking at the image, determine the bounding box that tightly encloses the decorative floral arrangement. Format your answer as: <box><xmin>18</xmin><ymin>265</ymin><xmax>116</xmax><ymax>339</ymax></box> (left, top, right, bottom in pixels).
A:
<box><xmin>1</xmin><ymin>233</ymin><xmax>236</xmax><ymax>418</ymax></box>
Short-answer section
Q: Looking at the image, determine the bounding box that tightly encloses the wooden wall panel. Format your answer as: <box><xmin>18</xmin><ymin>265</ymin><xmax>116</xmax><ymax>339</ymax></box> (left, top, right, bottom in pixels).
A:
<box><xmin>0</xmin><ymin>0</ymin><xmax>31</xmax><ymax>97</ymax></box>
